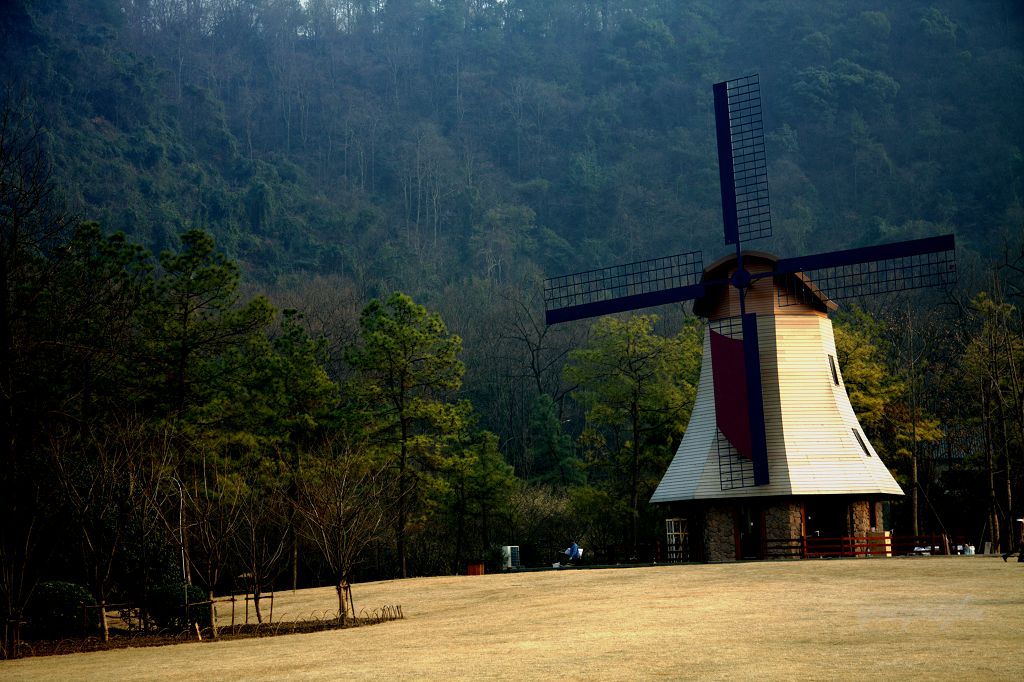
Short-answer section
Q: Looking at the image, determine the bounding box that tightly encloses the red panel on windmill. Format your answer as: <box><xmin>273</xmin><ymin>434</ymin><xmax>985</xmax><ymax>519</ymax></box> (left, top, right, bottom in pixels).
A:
<box><xmin>709</xmin><ymin>325</ymin><xmax>752</xmax><ymax>460</ymax></box>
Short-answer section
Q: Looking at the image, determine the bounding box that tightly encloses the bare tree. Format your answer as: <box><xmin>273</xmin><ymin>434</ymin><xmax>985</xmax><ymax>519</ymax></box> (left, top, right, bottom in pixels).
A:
<box><xmin>148</xmin><ymin>444</ymin><xmax>243</xmax><ymax>638</ymax></box>
<box><xmin>229</xmin><ymin>473</ymin><xmax>289</xmax><ymax>625</ymax></box>
<box><xmin>182</xmin><ymin>462</ymin><xmax>243</xmax><ymax>638</ymax></box>
<box><xmin>262</xmin><ymin>274</ymin><xmax>364</xmax><ymax>383</ymax></box>
<box><xmin>960</xmin><ymin>274</ymin><xmax>1023</xmax><ymax>553</ymax></box>
<box><xmin>48</xmin><ymin>416</ymin><xmax>154</xmax><ymax>641</ymax></box>
<box><xmin>296</xmin><ymin>444</ymin><xmax>393</xmax><ymax>623</ymax></box>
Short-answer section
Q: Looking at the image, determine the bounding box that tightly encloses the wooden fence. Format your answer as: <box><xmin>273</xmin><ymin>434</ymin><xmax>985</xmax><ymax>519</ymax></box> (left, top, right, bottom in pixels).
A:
<box><xmin>764</xmin><ymin>533</ymin><xmax>968</xmax><ymax>559</ymax></box>
<box><xmin>574</xmin><ymin>535</ymin><xmax>964</xmax><ymax>563</ymax></box>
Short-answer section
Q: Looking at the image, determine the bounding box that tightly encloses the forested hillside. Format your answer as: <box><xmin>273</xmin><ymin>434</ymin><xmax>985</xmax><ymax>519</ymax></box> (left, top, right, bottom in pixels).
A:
<box><xmin>4</xmin><ymin>1</ymin><xmax>1021</xmax><ymax>279</ymax></box>
<box><xmin>1</xmin><ymin>0</ymin><xmax>1022</xmax><ymax>656</ymax></box>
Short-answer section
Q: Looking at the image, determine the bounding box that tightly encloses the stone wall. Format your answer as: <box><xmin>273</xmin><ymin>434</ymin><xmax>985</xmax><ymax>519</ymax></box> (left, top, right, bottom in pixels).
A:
<box><xmin>765</xmin><ymin>501</ymin><xmax>803</xmax><ymax>539</ymax></box>
<box><xmin>849</xmin><ymin>499</ymin><xmax>872</xmax><ymax>536</ymax></box>
<box><xmin>764</xmin><ymin>501</ymin><xmax>803</xmax><ymax>559</ymax></box>
<box><xmin>703</xmin><ymin>504</ymin><xmax>736</xmax><ymax>562</ymax></box>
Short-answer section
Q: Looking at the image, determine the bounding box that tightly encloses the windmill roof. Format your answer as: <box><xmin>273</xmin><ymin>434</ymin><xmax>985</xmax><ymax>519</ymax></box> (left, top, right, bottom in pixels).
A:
<box><xmin>692</xmin><ymin>251</ymin><xmax>837</xmax><ymax>318</ymax></box>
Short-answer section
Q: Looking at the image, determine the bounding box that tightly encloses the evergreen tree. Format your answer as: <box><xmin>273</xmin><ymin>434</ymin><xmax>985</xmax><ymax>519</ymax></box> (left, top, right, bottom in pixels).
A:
<box><xmin>138</xmin><ymin>229</ymin><xmax>275</xmax><ymax>422</ymax></box>
<box><xmin>525</xmin><ymin>393</ymin><xmax>580</xmax><ymax>487</ymax></box>
<box><xmin>133</xmin><ymin>229</ymin><xmax>274</xmax><ymax>595</ymax></box>
<box><xmin>346</xmin><ymin>292</ymin><xmax>465</xmax><ymax>577</ymax></box>
<box><xmin>564</xmin><ymin>314</ymin><xmax>700</xmax><ymax>557</ymax></box>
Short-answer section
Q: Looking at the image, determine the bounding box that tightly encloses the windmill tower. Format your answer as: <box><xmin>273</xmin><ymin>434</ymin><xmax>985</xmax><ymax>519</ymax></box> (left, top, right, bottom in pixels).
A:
<box><xmin>543</xmin><ymin>75</ymin><xmax>956</xmax><ymax>561</ymax></box>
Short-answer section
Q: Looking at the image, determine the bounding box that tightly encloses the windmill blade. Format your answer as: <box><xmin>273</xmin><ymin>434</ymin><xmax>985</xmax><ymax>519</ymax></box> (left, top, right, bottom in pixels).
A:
<box><xmin>714</xmin><ymin>74</ymin><xmax>772</xmax><ymax>246</ymax></box>
<box><xmin>741</xmin><ymin>314</ymin><xmax>770</xmax><ymax>486</ymax></box>
<box><xmin>544</xmin><ymin>251</ymin><xmax>705</xmax><ymax>325</ymax></box>
<box><xmin>773</xmin><ymin>234</ymin><xmax>956</xmax><ymax>305</ymax></box>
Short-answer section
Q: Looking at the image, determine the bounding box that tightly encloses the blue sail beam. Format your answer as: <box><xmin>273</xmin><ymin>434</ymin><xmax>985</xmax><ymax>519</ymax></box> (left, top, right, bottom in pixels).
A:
<box><xmin>772</xmin><ymin>234</ymin><xmax>956</xmax><ymax>305</ymax></box>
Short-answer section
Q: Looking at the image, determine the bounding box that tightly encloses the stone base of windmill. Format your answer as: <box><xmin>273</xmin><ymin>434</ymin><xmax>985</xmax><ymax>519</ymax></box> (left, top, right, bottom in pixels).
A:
<box><xmin>670</xmin><ymin>497</ymin><xmax>887</xmax><ymax>562</ymax></box>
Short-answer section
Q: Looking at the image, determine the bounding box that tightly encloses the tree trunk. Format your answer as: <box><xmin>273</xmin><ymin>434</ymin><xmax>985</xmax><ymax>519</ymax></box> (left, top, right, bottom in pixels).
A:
<box><xmin>208</xmin><ymin>590</ymin><xmax>218</xmax><ymax>639</ymax></box>
<box><xmin>630</xmin><ymin>399</ymin><xmax>640</xmax><ymax>557</ymax></box>
<box><xmin>482</xmin><ymin>503</ymin><xmax>490</xmax><ymax>551</ymax></box>
<box><xmin>100</xmin><ymin>601</ymin><xmax>109</xmax><ymax>642</ymax></box>
<box><xmin>290</xmin><ymin>488</ymin><xmax>299</xmax><ymax>593</ymax></box>
<box><xmin>342</xmin><ymin>577</ymin><xmax>350</xmax><ymax>622</ymax></box>
<box><xmin>984</xmin><ymin>387</ymin><xmax>1000</xmax><ymax>551</ymax></box>
<box><xmin>335</xmin><ymin>578</ymin><xmax>351</xmax><ymax>624</ymax></box>
<box><xmin>141</xmin><ymin>577</ymin><xmax>150</xmax><ymax>632</ymax></box>
<box><xmin>3</xmin><ymin>615</ymin><xmax>22</xmax><ymax>660</ymax></box>
<box><xmin>180</xmin><ymin>500</ymin><xmax>192</xmax><ymax>586</ymax></box>
<box><xmin>997</xmin><ymin>393</ymin><xmax>1014</xmax><ymax>553</ymax></box>
<box><xmin>253</xmin><ymin>584</ymin><xmax>263</xmax><ymax>624</ymax></box>
<box><xmin>398</xmin><ymin>418</ymin><xmax>408</xmax><ymax>579</ymax></box>
<box><xmin>909</xmin><ymin>306</ymin><xmax>919</xmax><ymax>536</ymax></box>
<box><xmin>454</xmin><ymin>488</ymin><xmax>465</xmax><ymax>573</ymax></box>
<box><xmin>910</xmin><ymin>448</ymin><xmax>919</xmax><ymax>536</ymax></box>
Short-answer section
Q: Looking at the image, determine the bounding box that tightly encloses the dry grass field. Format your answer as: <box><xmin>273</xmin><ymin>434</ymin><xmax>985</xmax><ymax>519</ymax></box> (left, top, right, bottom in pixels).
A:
<box><xmin>2</xmin><ymin>556</ymin><xmax>1022</xmax><ymax>680</ymax></box>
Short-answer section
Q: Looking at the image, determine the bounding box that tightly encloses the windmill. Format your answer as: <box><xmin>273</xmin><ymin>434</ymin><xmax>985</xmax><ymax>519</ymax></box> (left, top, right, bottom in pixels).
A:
<box><xmin>543</xmin><ymin>75</ymin><xmax>956</xmax><ymax>561</ymax></box>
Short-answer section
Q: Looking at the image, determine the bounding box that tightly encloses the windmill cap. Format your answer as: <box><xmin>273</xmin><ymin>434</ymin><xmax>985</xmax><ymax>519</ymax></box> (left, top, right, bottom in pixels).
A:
<box><xmin>693</xmin><ymin>250</ymin><xmax>837</xmax><ymax>318</ymax></box>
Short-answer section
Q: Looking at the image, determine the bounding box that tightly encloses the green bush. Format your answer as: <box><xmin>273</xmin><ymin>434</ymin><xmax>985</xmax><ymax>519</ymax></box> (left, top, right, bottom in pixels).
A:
<box><xmin>148</xmin><ymin>582</ymin><xmax>208</xmax><ymax>631</ymax></box>
<box><xmin>25</xmin><ymin>581</ymin><xmax>101</xmax><ymax>639</ymax></box>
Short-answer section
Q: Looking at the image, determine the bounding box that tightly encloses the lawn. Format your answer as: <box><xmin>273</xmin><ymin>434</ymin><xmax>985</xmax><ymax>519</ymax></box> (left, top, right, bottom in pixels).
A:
<box><xmin>3</xmin><ymin>556</ymin><xmax>1021</xmax><ymax>680</ymax></box>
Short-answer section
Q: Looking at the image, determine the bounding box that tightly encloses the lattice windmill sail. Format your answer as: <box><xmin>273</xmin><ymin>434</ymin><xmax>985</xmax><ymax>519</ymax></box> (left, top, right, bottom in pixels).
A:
<box><xmin>715</xmin><ymin>75</ymin><xmax>772</xmax><ymax>246</ymax></box>
<box><xmin>544</xmin><ymin>75</ymin><xmax>956</xmax><ymax>561</ymax></box>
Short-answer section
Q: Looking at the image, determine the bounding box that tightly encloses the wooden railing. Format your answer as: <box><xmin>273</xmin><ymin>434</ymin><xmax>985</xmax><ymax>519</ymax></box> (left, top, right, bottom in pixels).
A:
<box><xmin>764</xmin><ymin>534</ymin><xmax>967</xmax><ymax>559</ymax></box>
<box><xmin>590</xmin><ymin>535</ymin><xmax>970</xmax><ymax>563</ymax></box>
<box><xmin>803</xmin><ymin>534</ymin><xmax>895</xmax><ymax>558</ymax></box>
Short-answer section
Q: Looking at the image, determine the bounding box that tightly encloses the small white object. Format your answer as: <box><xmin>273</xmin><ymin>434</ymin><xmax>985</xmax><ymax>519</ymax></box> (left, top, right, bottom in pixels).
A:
<box><xmin>501</xmin><ymin>545</ymin><xmax>520</xmax><ymax>569</ymax></box>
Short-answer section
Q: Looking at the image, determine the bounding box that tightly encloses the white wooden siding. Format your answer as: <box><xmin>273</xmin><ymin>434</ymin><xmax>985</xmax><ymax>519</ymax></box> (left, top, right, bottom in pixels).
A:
<box><xmin>650</xmin><ymin>329</ymin><xmax>719</xmax><ymax>502</ymax></box>
<box><xmin>650</xmin><ymin>313</ymin><xmax>904</xmax><ymax>503</ymax></box>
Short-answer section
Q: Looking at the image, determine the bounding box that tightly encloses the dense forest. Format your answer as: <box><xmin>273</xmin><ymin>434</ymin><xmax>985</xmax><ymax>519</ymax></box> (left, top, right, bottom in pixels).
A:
<box><xmin>1</xmin><ymin>0</ymin><xmax>1022</xmax><ymax>656</ymax></box>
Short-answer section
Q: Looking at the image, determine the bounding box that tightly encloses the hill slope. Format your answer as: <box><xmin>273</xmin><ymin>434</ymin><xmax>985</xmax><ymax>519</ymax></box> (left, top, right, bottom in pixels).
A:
<box><xmin>3</xmin><ymin>1</ymin><xmax>1021</xmax><ymax>293</ymax></box>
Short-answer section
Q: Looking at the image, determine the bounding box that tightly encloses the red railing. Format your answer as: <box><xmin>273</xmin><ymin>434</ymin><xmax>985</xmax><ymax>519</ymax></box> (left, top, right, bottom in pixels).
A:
<box><xmin>804</xmin><ymin>534</ymin><xmax>896</xmax><ymax>558</ymax></box>
<box><xmin>764</xmin><ymin>534</ymin><xmax>965</xmax><ymax>559</ymax></box>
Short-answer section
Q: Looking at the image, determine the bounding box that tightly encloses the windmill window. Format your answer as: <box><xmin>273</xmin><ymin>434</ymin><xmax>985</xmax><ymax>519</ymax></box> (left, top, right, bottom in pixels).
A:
<box><xmin>853</xmin><ymin>429</ymin><xmax>871</xmax><ymax>457</ymax></box>
<box><xmin>828</xmin><ymin>355</ymin><xmax>840</xmax><ymax>386</ymax></box>
<box><xmin>665</xmin><ymin>518</ymin><xmax>688</xmax><ymax>562</ymax></box>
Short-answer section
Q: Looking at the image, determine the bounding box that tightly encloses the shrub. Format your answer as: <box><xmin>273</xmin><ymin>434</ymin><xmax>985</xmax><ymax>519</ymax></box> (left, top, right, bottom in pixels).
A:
<box><xmin>147</xmin><ymin>582</ymin><xmax>208</xmax><ymax>630</ymax></box>
<box><xmin>25</xmin><ymin>581</ymin><xmax>101</xmax><ymax>639</ymax></box>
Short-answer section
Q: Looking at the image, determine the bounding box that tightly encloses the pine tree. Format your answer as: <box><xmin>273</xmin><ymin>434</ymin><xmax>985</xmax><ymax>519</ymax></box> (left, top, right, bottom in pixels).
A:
<box><xmin>346</xmin><ymin>292</ymin><xmax>464</xmax><ymax>578</ymax></box>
